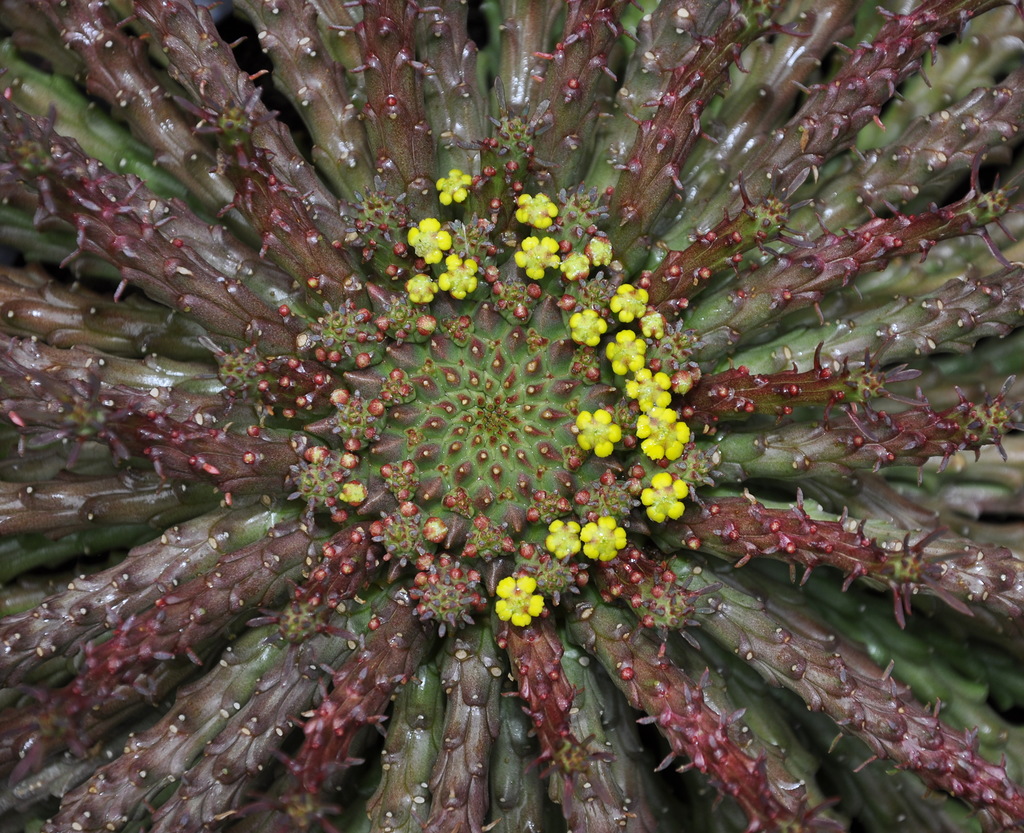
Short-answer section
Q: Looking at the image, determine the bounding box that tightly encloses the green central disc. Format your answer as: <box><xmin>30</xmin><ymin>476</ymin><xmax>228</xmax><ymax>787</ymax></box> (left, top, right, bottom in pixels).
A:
<box><xmin>372</xmin><ymin>300</ymin><xmax>616</xmax><ymax>532</ymax></box>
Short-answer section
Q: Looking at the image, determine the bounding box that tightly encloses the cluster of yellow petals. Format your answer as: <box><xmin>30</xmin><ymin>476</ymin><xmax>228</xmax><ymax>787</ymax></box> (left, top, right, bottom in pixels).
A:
<box><xmin>400</xmin><ymin>179</ymin><xmax>699</xmax><ymax>626</ymax></box>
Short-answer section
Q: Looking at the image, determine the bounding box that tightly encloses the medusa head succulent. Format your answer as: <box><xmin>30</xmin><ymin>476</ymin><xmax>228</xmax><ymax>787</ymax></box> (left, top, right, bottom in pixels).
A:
<box><xmin>1</xmin><ymin>0</ymin><xmax>1024</xmax><ymax>830</ymax></box>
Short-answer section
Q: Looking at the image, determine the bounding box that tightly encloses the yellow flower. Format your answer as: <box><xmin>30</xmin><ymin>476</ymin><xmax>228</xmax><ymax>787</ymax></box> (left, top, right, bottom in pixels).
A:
<box><xmin>407</xmin><ymin>217</ymin><xmax>452</xmax><ymax>264</ymax></box>
<box><xmin>568</xmin><ymin>309</ymin><xmax>607</xmax><ymax>346</ymax></box>
<box><xmin>560</xmin><ymin>251</ymin><xmax>590</xmax><ymax>282</ymax></box>
<box><xmin>545</xmin><ymin>520</ymin><xmax>582</xmax><ymax>559</ymax></box>
<box><xmin>635</xmin><ymin>407</ymin><xmax>690</xmax><ymax>461</ymax></box>
<box><xmin>406</xmin><ymin>273</ymin><xmax>438</xmax><ymax>304</ymax></box>
<box><xmin>436</xmin><ymin>168</ymin><xmax>472</xmax><ymax>205</ymax></box>
<box><xmin>515</xmin><ymin>193</ymin><xmax>559</xmax><ymax>229</ymax></box>
<box><xmin>585</xmin><ymin>236</ymin><xmax>613</xmax><ymax>266</ymax></box>
<box><xmin>495</xmin><ymin>575</ymin><xmax>546</xmax><ymax>626</ymax></box>
<box><xmin>609</xmin><ymin>284</ymin><xmax>649</xmax><ymax>323</ymax></box>
<box><xmin>339</xmin><ymin>481</ymin><xmax>367</xmax><ymax>506</ymax></box>
<box><xmin>580</xmin><ymin>516</ymin><xmax>626</xmax><ymax>561</ymax></box>
<box><xmin>575</xmin><ymin>409</ymin><xmax>622</xmax><ymax>457</ymax></box>
<box><xmin>605</xmin><ymin>330</ymin><xmax>646</xmax><ymax>375</ymax></box>
<box><xmin>640</xmin><ymin>310</ymin><xmax>666</xmax><ymax>340</ymax></box>
<box><xmin>625</xmin><ymin>368</ymin><xmax>672</xmax><ymax>411</ymax></box>
<box><xmin>515</xmin><ymin>236</ymin><xmax>561</xmax><ymax>280</ymax></box>
<box><xmin>437</xmin><ymin>254</ymin><xmax>479</xmax><ymax>299</ymax></box>
<box><xmin>640</xmin><ymin>472</ymin><xmax>689</xmax><ymax>523</ymax></box>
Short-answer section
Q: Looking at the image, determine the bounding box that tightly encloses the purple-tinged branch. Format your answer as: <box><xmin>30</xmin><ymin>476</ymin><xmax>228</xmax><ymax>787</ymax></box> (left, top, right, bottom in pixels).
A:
<box><xmin>531</xmin><ymin>0</ymin><xmax>632</xmax><ymax>190</ymax></box>
<box><xmin>816</xmin><ymin>66</ymin><xmax>1024</xmax><ymax>230</ymax></box>
<box><xmin>684</xmin><ymin>558</ymin><xmax>1024</xmax><ymax>831</ymax></box>
<box><xmin>715</xmin><ymin>387</ymin><xmax>1020</xmax><ymax>480</ymax></box>
<box><xmin>10</xmin><ymin>0</ymin><xmax>238</xmax><ymax>214</ymax></box>
<box><xmin>353</xmin><ymin>0</ymin><xmax>438</xmax><ymax>215</ymax></box>
<box><xmin>421</xmin><ymin>621</ymin><xmax>503</xmax><ymax>833</ymax></box>
<box><xmin>416</xmin><ymin>0</ymin><xmax>489</xmax><ymax>176</ymax></box>
<box><xmin>699</xmin><ymin>0</ymin><xmax>1024</xmax><ymax>223</ymax></box>
<box><xmin>568</xmin><ymin>590</ymin><xmax>825</xmax><ymax>832</ymax></box>
<box><xmin>0</xmin><ymin>265</ymin><xmax>209</xmax><ymax>361</ymax></box>
<box><xmin>290</xmin><ymin>587</ymin><xmax>431</xmax><ymax>793</ymax></box>
<box><xmin>498</xmin><ymin>615</ymin><xmax>598</xmax><ymax>802</ymax></box>
<box><xmin>689</xmin><ymin>183</ymin><xmax>1016</xmax><ymax>359</ymax></box>
<box><xmin>234</xmin><ymin>0</ymin><xmax>372</xmax><ymax>203</ymax></box>
<box><xmin>608</xmin><ymin>0</ymin><xmax>780</xmax><ymax>266</ymax></box>
<box><xmin>0</xmin><ymin>102</ymin><xmax>301</xmax><ymax>351</ymax></box>
<box><xmin>0</xmin><ymin>505</ymin><xmax>280</xmax><ymax>685</ymax></box>
<box><xmin>659</xmin><ymin>493</ymin><xmax>1024</xmax><ymax>626</ymax></box>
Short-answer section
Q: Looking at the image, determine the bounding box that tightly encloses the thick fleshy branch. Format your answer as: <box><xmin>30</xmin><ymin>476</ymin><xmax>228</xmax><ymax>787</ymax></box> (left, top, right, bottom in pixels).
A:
<box><xmin>484</xmin><ymin>0</ymin><xmax>563</xmax><ymax>113</ymax></box>
<box><xmin>688</xmin><ymin>183</ymin><xmax>1016</xmax><ymax>358</ymax></box>
<box><xmin>42</xmin><ymin>623</ymin><xmax>349</xmax><ymax>833</ymax></box>
<box><xmin>0</xmin><ymin>471</ymin><xmax>215</xmax><ymax>539</ymax></box>
<box><xmin>9</xmin><ymin>0</ymin><xmax>237</xmax><ymax>213</ymax></box>
<box><xmin>695</xmin><ymin>0</ymin><xmax>1022</xmax><ymax>224</ymax></box>
<box><xmin>608</xmin><ymin>0</ymin><xmax>780</xmax><ymax>266</ymax></box>
<box><xmin>131</xmin><ymin>0</ymin><xmax>361</xmax><ymax>308</ymax></box>
<box><xmin>291</xmin><ymin>588</ymin><xmax>431</xmax><ymax>793</ymax></box>
<box><xmin>0</xmin><ymin>505</ymin><xmax>280</xmax><ymax>685</ymax></box>
<box><xmin>659</xmin><ymin>492</ymin><xmax>1024</xmax><ymax>626</ymax></box>
<box><xmin>532</xmin><ymin>0</ymin><xmax>632</xmax><ymax>188</ymax></box>
<box><xmin>715</xmin><ymin>387</ymin><xmax>1020</xmax><ymax>480</ymax></box>
<box><xmin>679</xmin><ymin>353</ymin><xmax>873</xmax><ymax>425</ymax></box>
<box><xmin>234</xmin><ymin>0</ymin><xmax>372</xmax><ymax>202</ymax></box>
<box><xmin>816</xmin><ymin>65</ymin><xmax>1024</xmax><ymax>229</ymax></box>
<box><xmin>415</xmin><ymin>0</ymin><xmax>488</xmax><ymax>175</ymax></box>
<box><xmin>498</xmin><ymin>615</ymin><xmax>598</xmax><ymax>802</ymax></box>
<box><xmin>645</xmin><ymin>191</ymin><xmax>792</xmax><ymax>307</ymax></box>
<box><xmin>367</xmin><ymin>664</ymin><xmax>444</xmax><ymax>832</ymax></box>
<box><xmin>0</xmin><ymin>265</ymin><xmax>209</xmax><ymax>361</ymax></box>
<box><xmin>352</xmin><ymin>0</ymin><xmax>438</xmax><ymax>214</ymax></box>
<box><xmin>683</xmin><ymin>557</ymin><xmax>1024</xmax><ymax>830</ymax></box>
<box><xmin>0</xmin><ymin>103</ymin><xmax>300</xmax><ymax>351</ymax></box>
<box><xmin>560</xmin><ymin>634</ymin><xmax>690</xmax><ymax>833</ymax></box>
<box><xmin>104</xmin><ymin>410</ymin><xmax>299</xmax><ymax>499</ymax></box>
<box><xmin>568</xmin><ymin>591</ymin><xmax>823</xmax><ymax>831</ymax></box>
<box><xmin>50</xmin><ymin>522</ymin><xmax>313</xmax><ymax>705</ymax></box>
<box><xmin>733</xmin><ymin>262</ymin><xmax>1024</xmax><ymax>374</ymax></box>
<box><xmin>422</xmin><ymin>620</ymin><xmax>503</xmax><ymax>833</ymax></box>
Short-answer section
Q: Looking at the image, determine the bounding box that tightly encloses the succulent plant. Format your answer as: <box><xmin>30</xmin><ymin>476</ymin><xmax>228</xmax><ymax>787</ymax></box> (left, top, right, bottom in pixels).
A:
<box><xmin>2</xmin><ymin>0</ymin><xmax>1024</xmax><ymax>830</ymax></box>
